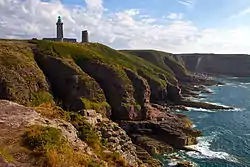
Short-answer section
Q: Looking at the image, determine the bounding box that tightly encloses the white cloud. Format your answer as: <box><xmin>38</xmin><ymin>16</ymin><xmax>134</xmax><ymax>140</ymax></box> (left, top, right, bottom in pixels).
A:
<box><xmin>165</xmin><ymin>13</ymin><xmax>183</xmax><ymax>20</ymax></box>
<box><xmin>177</xmin><ymin>0</ymin><xmax>195</xmax><ymax>8</ymax></box>
<box><xmin>229</xmin><ymin>7</ymin><xmax>250</xmax><ymax>19</ymax></box>
<box><xmin>1</xmin><ymin>0</ymin><xmax>250</xmax><ymax>54</ymax></box>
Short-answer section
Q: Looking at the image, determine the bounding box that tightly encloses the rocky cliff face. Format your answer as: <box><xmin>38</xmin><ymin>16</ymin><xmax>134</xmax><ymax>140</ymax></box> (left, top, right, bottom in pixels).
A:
<box><xmin>0</xmin><ymin>40</ymin><xmax>217</xmax><ymax>167</ymax></box>
<box><xmin>175</xmin><ymin>54</ymin><xmax>250</xmax><ymax>77</ymax></box>
<box><xmin>0</xmin><ymin>41</ymin><xmax>53</xmax><ymax>107</ymax></box>
<box><xmin>34</xmin><ymin>52</ymin><xmax>109</xmax><ymax>115</ymax></box>
<box><xmin>0</xmin><ymin>100</ymin><xmax>142</xmax><ymax>167</ymax></box>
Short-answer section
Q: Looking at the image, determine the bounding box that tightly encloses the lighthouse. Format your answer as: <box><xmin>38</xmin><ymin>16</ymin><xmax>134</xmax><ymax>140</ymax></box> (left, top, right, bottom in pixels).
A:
<box><xmin>56</xmin><ymin>16</ymin><xmax>63</xmax><ymax>42</ymax></box>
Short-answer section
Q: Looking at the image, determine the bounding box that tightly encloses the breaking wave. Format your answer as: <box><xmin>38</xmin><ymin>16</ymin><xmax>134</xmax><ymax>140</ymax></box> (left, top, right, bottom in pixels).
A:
<box><xmin>185</xmin><ymin>133</ymin><xmax>239</xmax><ymax>163</ymax></box>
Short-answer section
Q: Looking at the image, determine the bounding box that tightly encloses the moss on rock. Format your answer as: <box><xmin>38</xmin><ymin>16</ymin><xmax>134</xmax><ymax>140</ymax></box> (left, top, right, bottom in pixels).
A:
<box><xmin>0</xmin><ymin>41</ymin><xmax>53</xmax><ymax>106</ymax></box>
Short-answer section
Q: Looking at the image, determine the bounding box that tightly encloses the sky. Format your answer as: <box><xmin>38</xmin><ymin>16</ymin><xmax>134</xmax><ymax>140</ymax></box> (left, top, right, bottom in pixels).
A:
<box><xmin>1</xmin><ymin>0</ymin><xmax>250</xmax><ymax>53</ymax></box>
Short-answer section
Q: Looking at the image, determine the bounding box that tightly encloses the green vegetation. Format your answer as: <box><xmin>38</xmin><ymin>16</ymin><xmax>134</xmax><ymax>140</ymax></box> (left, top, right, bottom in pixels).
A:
<box><xmin>81</xmin><ymin>97</ymin><xmax>110</xmax><ymax>116</ymax></box>
<box><xmin>0</xmin><ymin>41</ymin><xmax>53</xmax><ymax>107</ymax></box>
<box><xmin>35</xmin><ymin>103</ymin><xmax>101</xmax><ymax>149</ymax></box>
<box><xmin>22</xmin><ymin>125</ymin><xmax>100</xmax><ymax>167</ymax></box>
<box><xmin>0</xmin><ymin>147</ymin><xmax>14</xmax><ymax>162</ymax></box>
<box><xmin>35</xmin><ymin>40</ymin><xmax>170</xmax><ymax>89</ymax></box>
<box><xmin>30</xmin><ymin>91</ymin><xmax>54</xmax><ymax>107</ymax></box>
<box><xmin>122</xmin><ymin>50</ymin><xmax>188</xmax><ymax>81</ymax></box>
<box><xmin>23</xmin><ymin>125</ymin><xmax>63</xmax><ymax>151</ymax></box>
<box><xmin>34</xmin><ymin>104</ymin><xmax>130</xmax><ymax>166</ymax></box>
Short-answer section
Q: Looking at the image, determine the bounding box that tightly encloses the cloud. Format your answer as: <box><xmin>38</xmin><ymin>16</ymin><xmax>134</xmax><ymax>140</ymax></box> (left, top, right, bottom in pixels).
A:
<box><xmin>164</xmin><ymin>13</ymin><xmax>183</xmax><ymax>20</ymax></box>
<box><xmin>1</xmin><ymin>0</ymin><xmax>250</xmax><ymax>54</ymax></box>
<box><xmin>229</xmin><ymin>7</ymin><xmax>250</xmax><ymax>19</ymax></box>
<box><xmin>177</xmin><ymin>0</ymin><xmax>195</xmax><ymax>8</ymax></box>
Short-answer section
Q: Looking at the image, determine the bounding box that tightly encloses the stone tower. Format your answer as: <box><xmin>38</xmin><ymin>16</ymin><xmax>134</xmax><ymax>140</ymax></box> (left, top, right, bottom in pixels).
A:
<box><xmin>82</xmin><ymin>30</ymin><xmax>89</xmax><ymax>43</ymax></box>
<box><xmin>56</xmin><ymin>16</ymin><xmax>63</xmax><ymax>42</ymax></box>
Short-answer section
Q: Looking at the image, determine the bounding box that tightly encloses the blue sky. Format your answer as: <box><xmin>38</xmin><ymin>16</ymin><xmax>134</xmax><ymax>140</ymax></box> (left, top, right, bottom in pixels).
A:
<box><xmin>59</xmin><ymin>0</ymin><xmax>250</xmax><ymax>28</ymax></box>
<box><xmin>2</xmin><ymin>0</ymin><xmax>250</xmax><ymax>53</ymax></box>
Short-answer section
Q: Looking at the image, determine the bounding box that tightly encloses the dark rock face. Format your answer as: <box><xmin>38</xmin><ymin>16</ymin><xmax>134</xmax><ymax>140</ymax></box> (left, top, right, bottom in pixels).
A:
<box><xmin>138</xmin><ymin>71</ymin><xmax>168</xmax><ymax>103</ymax></box>
<box><xmin>179</xmin><ymin>100</ymin><xmax>233</xmax><ymax>110</ymax></box>
<box><xmin>124</xmin><ymin>69</ymin><xmax>152</xmax><ymax>119</ymax></box>
<box><xmin>34</xmin><ymin>55</ymin><xmax>108</xmax><ymax>112</ymax></box>
<box><xmin>167</xmin><ymin>84</ymin><xmax>182</xmax><ymax>102</ymax></box>
<box><xmin>120</xmin><ymin>112</ymin><xmax>201</xmax><ymax>150</ymax></box>
<box><xmin>76</xmin><ymin>59</ymin><xmax>141</xmax><ymax>120</ymax></box>
<box><xmin>175</xmin><ymin>54</ymin><xmax>250</xmax><ymax>77</ymax></box>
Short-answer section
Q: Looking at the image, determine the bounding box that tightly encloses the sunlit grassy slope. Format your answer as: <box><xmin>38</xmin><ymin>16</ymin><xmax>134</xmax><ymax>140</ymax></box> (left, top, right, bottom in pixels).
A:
<box><xmin>35</xmin><ymin>41</ymin><xmax>179</xmax><ymax>87</ymax></box>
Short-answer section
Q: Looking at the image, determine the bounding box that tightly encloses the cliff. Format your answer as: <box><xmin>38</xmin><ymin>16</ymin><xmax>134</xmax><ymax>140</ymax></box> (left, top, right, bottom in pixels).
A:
<box><xmin>175</xmin><ymin>53</ymin><xmax>250</xmax><ymax>77</ymax></box>
<box><xmin>0</xmin><ymin>39</ymin><xmax>227</xmax><ymax>167</ymax></box>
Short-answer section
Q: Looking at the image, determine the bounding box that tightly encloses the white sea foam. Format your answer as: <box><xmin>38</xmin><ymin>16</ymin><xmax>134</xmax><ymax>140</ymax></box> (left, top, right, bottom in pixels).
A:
<box><xmin>165</xmin><ymin>152</ymin><xmax>198</xmax><ymax>167</ymax></box>
<box><xmin>185</xmin><ymin>134</ymin><xmax>239</xmax><ymax>163</ymax></box>
<box><xmin>191</xmin><ymin>124</ymin><xmax>197</xmax><ymax>128</ymax></box>
<box><xmin>186</xmin><ymin>107</ymin><xmax>215</xmax><ymax>113</ymax></box>
<box><xmin>240</xmin><ymin>82</ymin><xmax>250</xmax><ymax>85</ymax></box>
<box><xmin>206</xmin><ymin>88</ymin><xmax>214</xmax><ymax>93</ymax></box>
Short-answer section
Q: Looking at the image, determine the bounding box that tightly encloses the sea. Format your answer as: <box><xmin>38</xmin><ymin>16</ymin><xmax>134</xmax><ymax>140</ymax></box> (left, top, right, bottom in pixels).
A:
<box><xmin>163</xmin><ymin>77</ymin><xmax>250</xmax><ymax>167</ymax></box>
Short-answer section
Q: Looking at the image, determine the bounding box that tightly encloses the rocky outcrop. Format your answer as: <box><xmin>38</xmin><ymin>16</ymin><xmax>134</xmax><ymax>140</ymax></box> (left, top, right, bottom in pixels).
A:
<box><xmin>120</xmin><ymin>118</ymin><xmax>201</xmax><ymax>150</ymax></box>
<box><xmin>0</xmin><ymin>100</ymin><xmax>97</xmax><ymax>167</ymax></box>
<box><xmin>82</xmin><ymin>109</ymin><xmax>142</xmax><ymax>166</ymax></box>
<box><xmin>0</xmin><ymin>41</ymin><xmax>52</xmax><ymax>107</ymax></box>
<box><xmin>138</xmin><ymin>70</ymin><xmax>168</xmax><ymax>103</ymax></box>
<box><xmin>124</xmin><ymin>69</ymin><xmax>152</xmax><ymax>119</ymax></box>
<box><xmin>119</xmin><ymin>111</ymin><xmax>201</xmax><ymax>162</ymax></box>
<box><xmin>175</xmin><ymin>54</ymin><xmax>250</xmax><ymax>77</ymax></box>
<box><xmin>178</xmin><ymin>100</ymin><xmax>233</xmax><ymax>110</ymax></box>
<box><xmin>75</xmin><ymin>59</ymin><xmax>141</xmax><ymax>120</ymax></box>
<box><xmin>0</xmin><ymin>100</ymin><xmax>143</xmax><ymax>167</ymax></box>
<box><xmin>135</xmin><ymin>146</ymin><xmax>163</xmax><ymax>167</ymax></box>
<box><xmin>167</xmin><ymin>83</ymin><xmax>182</xmax><ymax>102</ymax></box>
<box><xmin>34</xmin><ymin>53</ymin><xmax>109</xmax><ymax>115</ymax></box>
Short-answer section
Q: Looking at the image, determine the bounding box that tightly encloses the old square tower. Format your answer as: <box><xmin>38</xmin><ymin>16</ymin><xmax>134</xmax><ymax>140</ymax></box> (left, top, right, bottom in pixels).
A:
<box><xmin>43</xmin><ymin>16</ymin><xmax>89</xmax><ymax>43</ymax></box>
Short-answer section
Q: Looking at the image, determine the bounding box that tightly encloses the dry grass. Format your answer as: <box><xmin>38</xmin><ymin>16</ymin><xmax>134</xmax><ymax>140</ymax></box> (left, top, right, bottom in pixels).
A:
<box><xmin>22</xmin><ymin>125</ymin><xmax>100</xmax><ymax>167</ymax></box>
<box><xmin>0</xmin><ymin>147</ymin><xmax>14</xmax><ymax>162</ymax></box>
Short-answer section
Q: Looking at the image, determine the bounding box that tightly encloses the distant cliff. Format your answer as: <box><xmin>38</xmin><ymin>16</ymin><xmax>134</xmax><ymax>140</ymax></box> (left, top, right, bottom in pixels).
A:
<box><xmin>175</xmin><ymin>54</ymin><xmax>250</xmax><ymax>77</ymax></box>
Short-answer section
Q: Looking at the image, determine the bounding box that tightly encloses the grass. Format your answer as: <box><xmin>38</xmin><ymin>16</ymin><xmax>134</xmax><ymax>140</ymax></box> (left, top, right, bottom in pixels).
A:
<box><xmin>32</xmin><ymin>40</ymin><xmax>177</xmax><ymax>116</ymax></box>
<box><xmin>34</xmin><ymin>103</ymin><xmax>101</xmax><ymax>149</ymax></box>
<box><xmin>30</xmin><ymin>91</ymin><xmax>54</xmax><ymax>107</ymax></box>
<box><xmin>22</xmin><ymin>125</ymin><xmax>63</xmax><ymax>151</ymax></box>
<box><xmin>35</xmin><ymin>40</ymin><xmax>170</xmax><ymax>89</ymax></box>
<box><xmin>81</xmin><ymin>97</ymin><xmax>111</xmax><ymax>116</ymax></box>
<box><xmin>0</xmin><ymin>147</ymin><xmax>14</xmax><ymax>162</ymax></box>
<box><xmin>122</xmin><ymin>50</ymin><xmax>188</xmax><ymax>81</ymax></box>
<box><xmin>34</xmin><ymin>103</ymin><xmax>131</xmax><ymax>166</ymax></box>
<box><xmin>22</xmin><ymin>125</ymin><xmax>100</xmax><ymax>167</ymax></box>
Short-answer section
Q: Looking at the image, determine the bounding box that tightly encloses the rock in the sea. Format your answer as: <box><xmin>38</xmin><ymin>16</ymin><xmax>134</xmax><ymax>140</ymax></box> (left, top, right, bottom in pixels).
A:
<box><xmin>120</xmin><ymin>112</ymin><xmax>201</xmax><ymax>150</ymax></box>
<box><xmin>175</xmin><ymin>161</ymin><xmax>196</xmax><ymax>167</ymax></box>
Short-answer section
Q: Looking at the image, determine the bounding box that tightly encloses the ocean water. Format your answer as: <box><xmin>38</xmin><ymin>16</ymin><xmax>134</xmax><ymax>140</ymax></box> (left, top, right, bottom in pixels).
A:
<box><xmin>164</xmin><ymin>77</ymin><xmax>250</xmax><ymax>167</ymax></box>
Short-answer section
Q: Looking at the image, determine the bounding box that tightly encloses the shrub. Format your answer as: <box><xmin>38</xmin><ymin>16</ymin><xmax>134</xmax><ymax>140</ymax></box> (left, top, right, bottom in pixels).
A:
<box><xmin>0</xmin><ymin>147</ymin><xmax>14</xmax><ymax>162</ymax></box>
<box><xmin>22</xmin><ymin>125</ymin><xmax>63</xmax><ymax>151</ymax></box>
